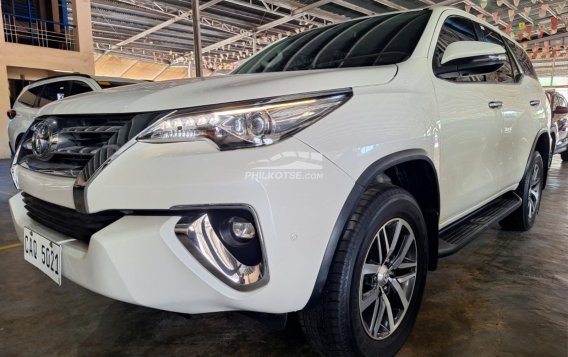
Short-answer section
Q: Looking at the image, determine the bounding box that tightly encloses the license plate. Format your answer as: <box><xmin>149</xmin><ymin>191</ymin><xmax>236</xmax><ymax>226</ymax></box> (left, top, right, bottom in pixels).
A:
<box><xmin>23</xmin><ymin>227</ymin><xmax>62</xmax><ymax>285</ymax></box>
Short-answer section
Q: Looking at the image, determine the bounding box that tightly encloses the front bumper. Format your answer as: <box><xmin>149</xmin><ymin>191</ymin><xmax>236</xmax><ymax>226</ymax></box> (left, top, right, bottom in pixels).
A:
<box><xmin>10</xmin><ymin>138</ymin><xmax>354</xmax><ymax>314</ymax></box>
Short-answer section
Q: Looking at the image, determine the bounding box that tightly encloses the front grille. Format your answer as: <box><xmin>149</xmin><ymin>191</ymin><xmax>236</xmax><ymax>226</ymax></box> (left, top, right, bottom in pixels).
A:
<box><xmin>22</xmin><ymin>193</ymin><xmax>124</xmax><ymax>242</ymax></box>
<box><xmin>16</xmin><ymin>112</ymin><xmax>162</xmax><ymax>178</ymax></box>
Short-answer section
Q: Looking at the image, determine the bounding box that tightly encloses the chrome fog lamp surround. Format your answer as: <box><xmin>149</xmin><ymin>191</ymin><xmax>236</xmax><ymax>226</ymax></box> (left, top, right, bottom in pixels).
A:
<box><xmin>10</xmin><ymin>153</ymin><xmax>20</xmax><ymax>189</ymax></box>
<box><xmin>175</xmin><ymin>213</ymin><xmax>267</xmax><ymax>290</ymax></box>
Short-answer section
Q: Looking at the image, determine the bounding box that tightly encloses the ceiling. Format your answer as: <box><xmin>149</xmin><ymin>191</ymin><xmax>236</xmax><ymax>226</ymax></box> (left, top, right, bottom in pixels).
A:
<box><xmin>89</xmin><ymin>0</ymin><xmax>568</xmax><ymax>77</ymax></box>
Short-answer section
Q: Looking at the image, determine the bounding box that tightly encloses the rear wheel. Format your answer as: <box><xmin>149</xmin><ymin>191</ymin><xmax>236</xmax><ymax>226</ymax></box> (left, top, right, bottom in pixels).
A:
<box><xmin>299</xmin><ymin>185</ymin><xmax>428</xmax><ymax>357</ymax></box>
<box><xmin>561</xmin><ymin>150</ymin><xmax>568</xmax><ymax>162</ymax></box>
<box><xmin>500</xmin><ymin>151</ymin><xmax>543</xmax><ymax>231</ymax></box>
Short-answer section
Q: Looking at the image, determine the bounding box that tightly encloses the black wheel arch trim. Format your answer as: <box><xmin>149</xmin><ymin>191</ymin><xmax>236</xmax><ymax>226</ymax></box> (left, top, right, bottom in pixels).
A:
<box><xmin>525</xmin><ymin>128</ymin><xmax>551</xmax><ymax>188</ymax></box>
<box><xmin>305</xmin><ymin>149</ymin><xmax>440</xmax><ymax>307</ymax></box>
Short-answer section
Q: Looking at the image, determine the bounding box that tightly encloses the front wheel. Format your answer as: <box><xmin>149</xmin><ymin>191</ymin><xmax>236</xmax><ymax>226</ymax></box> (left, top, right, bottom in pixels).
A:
<box><xmin>299</xmin><ymin>185</ymin><xmax>428</xmax><ymax>357</ymax></box>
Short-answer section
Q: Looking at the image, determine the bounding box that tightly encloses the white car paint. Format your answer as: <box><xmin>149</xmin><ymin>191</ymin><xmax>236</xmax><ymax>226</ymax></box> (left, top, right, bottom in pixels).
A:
<box><xmin>10</xmin><ymin>7</ymin><xmax>549</xmax><ymax>314</ymax></box>
<box><xmin>440</xmin><ymin>41</ymin><xmax>505</xmax><ymax>65</ymax></box>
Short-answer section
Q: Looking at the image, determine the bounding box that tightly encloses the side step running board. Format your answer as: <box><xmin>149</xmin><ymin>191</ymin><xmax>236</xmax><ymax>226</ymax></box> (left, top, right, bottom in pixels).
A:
<box><xmin>438</xmin><ymin>192</ymin><xmax>522</xmax><ymax>257</ymax></box>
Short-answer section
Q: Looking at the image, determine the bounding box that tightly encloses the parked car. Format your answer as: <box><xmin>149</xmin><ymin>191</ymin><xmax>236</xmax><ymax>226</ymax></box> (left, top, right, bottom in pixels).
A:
<box><xmin>546</xmin><ymin>90</ymin><xmax>568</xmax><ymax>161</ymax></box>
<box><xmin>7</xmin><ymin>74</ymin><xmax>143</xmax><ymax>154</ymax></box>
<box><xmin>10</xmin><ymin>7</ymin><xmax>550</xmax><ymax>357</ymax></box>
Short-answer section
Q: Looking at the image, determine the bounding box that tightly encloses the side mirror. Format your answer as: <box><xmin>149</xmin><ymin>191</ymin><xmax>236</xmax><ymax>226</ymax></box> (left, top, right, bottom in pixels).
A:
<box><xmin>7</xmin><ymin>110</ymin><xmax>16</xmax><ymax>119</ymax></box>
<box><xmin>436</xmin><ymin>41</ymin><xmax>507</xmax><ymax>78</ymax></box>
<box><xmin>554</xmin><ymin>106</ymin><xmax>568</xmax><ymax>115</ymax></box>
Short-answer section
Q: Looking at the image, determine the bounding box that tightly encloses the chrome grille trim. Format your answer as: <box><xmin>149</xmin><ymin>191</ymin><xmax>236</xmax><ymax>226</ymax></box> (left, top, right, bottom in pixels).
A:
<box><xmin>15</xmin><ymin>114</ymin><xmax>136</xmax><ymax>179</ymax></box>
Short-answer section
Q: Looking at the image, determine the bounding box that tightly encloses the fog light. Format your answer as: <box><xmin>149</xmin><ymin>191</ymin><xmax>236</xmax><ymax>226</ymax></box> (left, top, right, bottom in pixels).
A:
<box><xmin>175</xmin><ymin>213</ymin><xmax>267</xmax><ymax>290</ymax></box>
<box><xmin>230</xmin><ymin>216</ymin><xmax>256</xmax><ymax>240</ymax></box>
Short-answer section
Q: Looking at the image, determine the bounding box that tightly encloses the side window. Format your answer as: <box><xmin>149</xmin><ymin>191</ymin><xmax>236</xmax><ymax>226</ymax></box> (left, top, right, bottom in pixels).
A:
<box><xmin>479</xmin><ymin>26</ymin><xmax>517</xmax><ymax>83</ymax></box>
<box><xmin>17</xmin><ymin>85</ymin><xmax>43</xmax><ymax>107</ymax></box>
<box><xmin>433</xmin><ymin>16</ymin><xmax>484</xmax><ymax>82</ymax></box>
<box><xmin>506</xmin><ymin>39</ymin><xmax>538</xmax><ymax>80</ymax></box>
<box><xmin>37</xmin><ymin>81</ymin><xmax>69</xmax><ymax>107</ymax></box>
<box><xmin>68</xmin><ymin>81</ymin><xmax>93</xmax><ymax>96</ymax></box>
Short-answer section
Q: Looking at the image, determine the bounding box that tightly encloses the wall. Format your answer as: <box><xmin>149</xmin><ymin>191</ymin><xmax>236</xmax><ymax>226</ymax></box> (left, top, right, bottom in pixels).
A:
<box><xmin>0</xmin><ymin>0</ymin><xmax>94</xmax><ymax>159</ymax></box>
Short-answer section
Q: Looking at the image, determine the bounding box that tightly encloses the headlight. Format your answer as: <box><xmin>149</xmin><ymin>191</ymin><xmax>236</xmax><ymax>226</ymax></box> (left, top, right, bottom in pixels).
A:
<box><xmin>137</xmin><ymin>90</ymin><xmax>351</xmax><ymax>150</ymax></box>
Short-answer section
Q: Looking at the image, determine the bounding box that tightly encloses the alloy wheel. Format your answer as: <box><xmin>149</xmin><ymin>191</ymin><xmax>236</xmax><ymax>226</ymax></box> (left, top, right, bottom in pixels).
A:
<box><xmin>358</xmin><ymin>218</ymin><xmax>417</xmax><ymax>340</ymax></box>
<box><xmin>528</xmin><ymin>163</ymin><xmax>542</xmax><ymax>219</ymax></box>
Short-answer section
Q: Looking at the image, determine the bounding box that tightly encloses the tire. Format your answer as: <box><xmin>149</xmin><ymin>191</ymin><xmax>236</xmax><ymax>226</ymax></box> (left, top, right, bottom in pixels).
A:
<box><xmin>561</xmin><ymin>150</ymin><xmax>568</xmax><ymax>162</ymax></box>
<box><xmin>299</xmin><ymin>185</ymin><xmax>428</xmax><ymax>357</ymax></box>
<box><xmin>500</xmin><ymin>151</ymin><xmax>544</xmax><ymax>231</ymax></box>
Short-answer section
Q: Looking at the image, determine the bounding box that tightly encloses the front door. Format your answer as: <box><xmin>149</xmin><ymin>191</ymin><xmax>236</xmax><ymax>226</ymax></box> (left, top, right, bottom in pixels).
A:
<box><xmin>431</xmin><ymin>15</ymin><xmax>508</xmax><ymax>226</ymax></box>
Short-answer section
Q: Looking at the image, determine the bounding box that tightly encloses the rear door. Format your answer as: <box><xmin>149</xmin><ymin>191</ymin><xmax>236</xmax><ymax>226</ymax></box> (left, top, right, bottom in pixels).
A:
<box><xmin>502</xmin><ymin>38</ymin><xmax>548</xmax><ymax>183</ymax></box>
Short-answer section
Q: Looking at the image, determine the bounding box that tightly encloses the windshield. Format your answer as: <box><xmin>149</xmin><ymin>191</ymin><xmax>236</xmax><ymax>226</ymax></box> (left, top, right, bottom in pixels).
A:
<box><xmin>234</xmin><ymin>10</ymin><xmax>431</xmax><ymax>74</ymax></box>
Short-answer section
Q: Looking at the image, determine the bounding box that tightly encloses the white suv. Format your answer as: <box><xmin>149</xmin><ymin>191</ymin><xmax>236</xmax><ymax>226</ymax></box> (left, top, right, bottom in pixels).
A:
<box><xmin>9</xmin><ymin>7</ymin><xmax>550</xmax><ymax>357</ymax></box>
<box><xmin>7</xmin><ymin>74</ymin><xmax>143</xmax><ymax>154</ymax></box>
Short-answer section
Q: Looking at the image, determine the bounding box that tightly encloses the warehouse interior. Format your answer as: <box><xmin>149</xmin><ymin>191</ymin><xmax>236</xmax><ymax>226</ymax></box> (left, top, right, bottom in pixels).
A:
<box><xmin>0</xmin><ymin>0</ymin><xmax>567</xmax><ymax>356</ymax></box>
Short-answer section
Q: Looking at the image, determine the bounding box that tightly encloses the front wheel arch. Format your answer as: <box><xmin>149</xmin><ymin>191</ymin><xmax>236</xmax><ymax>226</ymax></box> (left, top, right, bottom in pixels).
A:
<box><xmin>305</xmin><ymin>149</ymin><xmax>439</xmax><ymax>308</ymax></box>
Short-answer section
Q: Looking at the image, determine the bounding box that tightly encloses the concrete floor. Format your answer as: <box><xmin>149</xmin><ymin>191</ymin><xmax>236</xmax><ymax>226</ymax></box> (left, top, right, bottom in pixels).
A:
<box><xmin>0</xmin><ymin>158</ymin><xmax>566</xmax><ymax>357</ymax></box>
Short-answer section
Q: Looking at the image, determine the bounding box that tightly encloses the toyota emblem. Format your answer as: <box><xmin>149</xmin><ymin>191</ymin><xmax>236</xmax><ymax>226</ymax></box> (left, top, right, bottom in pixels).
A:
<box><xmin>32</xmin><ymin>119</ymin><xmax>58</xmax><ymax>160</ymax></box>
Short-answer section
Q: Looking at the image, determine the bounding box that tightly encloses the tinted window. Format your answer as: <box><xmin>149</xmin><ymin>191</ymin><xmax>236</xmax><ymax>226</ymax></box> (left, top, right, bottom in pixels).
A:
<box><xmin>234</xmin><ymin>10</ymin><xmax>431</xmax><ymax>74</ymax></box>
<box><xmin>37</xmin><ymin>81</ymin><xmax>69</xmax><ymax>107</ymax></box>
<box><xmin>68</xmin><ymin>81</ymin><xmax>93</xmax><ymax>96</ymax></box>
<box><xmin>505</xmin><ymin>39</ymin><xmax>538</xmax><ymax>79</ymax></box>
<box><xmin>479</xmin><ymin>25</ymin><xmax>517</xmax><ymax>83</ymax></box>
<box><xmin>433</xmin><ymin>16</ymin><xmax>484</xmax><ymax>82</ymax></box>
<box><xmin>17</xmin><ymin>85</ymin><xmax>43</xmax><ymax>107</ymax></box>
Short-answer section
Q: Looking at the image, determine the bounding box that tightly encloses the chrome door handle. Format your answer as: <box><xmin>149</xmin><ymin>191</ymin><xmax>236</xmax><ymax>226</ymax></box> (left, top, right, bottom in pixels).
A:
<box><xmin>529</xmin><ymin>100</ymin><xmax>540</xmax><ymax>107</ymax></box>
<box><xmin>488</xmin><ymin>101</ymin><xmax>503</xmax><ymax>109</ymax></box>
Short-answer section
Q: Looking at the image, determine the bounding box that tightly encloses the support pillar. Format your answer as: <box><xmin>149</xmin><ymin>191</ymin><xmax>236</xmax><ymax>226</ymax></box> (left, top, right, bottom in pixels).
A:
<box><xmin>192</xmin><ymin>0</ymin><xmax>203</xmax><ymax>77</ymax></box>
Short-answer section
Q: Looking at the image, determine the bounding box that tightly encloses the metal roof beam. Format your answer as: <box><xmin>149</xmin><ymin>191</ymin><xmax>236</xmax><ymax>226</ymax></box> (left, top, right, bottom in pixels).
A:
<box><xmin>256</xmin><ymin>0</ymin><xmax>347</xmax><ymax>23</ymax></box>
<box><xmin>202</xmin><ymin>0</ymin><xmax>336</xmax><ymax>53</ymax></box>
<box><xmin>107</xmin><ymin>0</ymin><xmax>224</xmax><ymax>50</ymax></box>
<box><xmin>90</xmin><ymin>13</ymin><xmax>235</xmax><ymax>43</ymax></box>
<box><xmin>222</xmin><ymin>0</ymin><xmax>329</xmax><ymax>27</ymax></box>
<box><xmin>372</xmin><ymin>0</ymin><xmax>407</xmax><ymax>11</ymax></box>
<box><xmin>333</xmin><ymin>0</ymin><xmax>376</xmax><ymax>16</ymax></box>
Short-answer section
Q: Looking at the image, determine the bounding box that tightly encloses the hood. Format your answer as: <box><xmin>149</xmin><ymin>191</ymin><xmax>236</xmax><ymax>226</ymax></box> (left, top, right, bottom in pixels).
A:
<box><xmin>38</xmin><ymin>66</ymin><xmax>397</xmax><ymax>116</ymax></box>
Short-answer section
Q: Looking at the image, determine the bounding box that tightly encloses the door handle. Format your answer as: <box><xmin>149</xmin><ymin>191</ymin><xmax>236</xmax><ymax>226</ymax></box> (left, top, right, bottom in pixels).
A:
<box><xmin>488</xmin><ymin>101</ymin><xmax>503</xmax><ymax>109</ymax></box>
<box><xmin>529</xmin><ymin>100</ymin><xmax>540</xmax><ymax>107</ymax></box>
